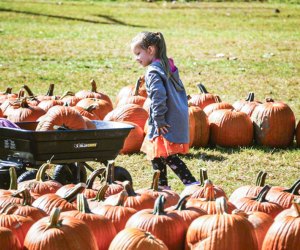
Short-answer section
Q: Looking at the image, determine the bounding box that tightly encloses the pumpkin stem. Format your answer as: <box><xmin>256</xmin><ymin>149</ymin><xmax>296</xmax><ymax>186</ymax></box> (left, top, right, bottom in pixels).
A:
<box><xmin>60</xmin><ymin>91</ymin><xmax>75</xmax><ymax>99</ymax></box>
<box><xmin>91</xmin><ymin>183</ymin><xmax>109</xmax><ymax>202</ymax></box>
<box><xmin>255</xmin><ymin>171</ymin><xmax>267</xmax><ymax>186</ymax></box>
<box><xmin>106</xmin><ymin>160</ymin><xmax>115</xmax><ymax>184</ymax></box>
<box><xmin>22</xmin><ymin>188</ymin><xmax>32</xmax><ymax>206</ymax></box>
<box><xmin>153</xmin><ymin>195</ymin><xmax>166</xmax><ymax>215</ymax></box>
<box><xmin>46</xmin><ymin>207</ymin><xmax>62</xmax><ymax>230</ymax></box>
<box><xmin>20</xmin><ymin>98</ymin><xmax>30</xmax><ymax>108</ymax></box>
<box><xmin>85</xmin><ymin>104</ymin><xmax>99</xmax><ymax>112</ymax></box>
<box><xmin>197</xmin><ymin>83</ymin><xmax>209</xmax><ymax>94</ymax></box>
<box><xmin>18</xmin><ymin>89</ymin><xmax>25</xmax><ymax>98</ymax></box>
<box><xmin>283</xmin><ymin>179</ymin><xmax>300</xmax><ymax>194</ymax></box>
<box><xmin>90</xmin><ymin>79</ymin><xmax>97</xmax><ymax>93</ymax></box>
<box><xmin>265</xmin><ymin>97</ymin><xmax>274</xmax><ymax>102</ymax></box>
<box><xmin>150</xmin><ymin>170</ymin><xmax>160</xmax><ymax>191</ymax></box>
<box><xmin>36</xmin><ymin>163</ymin><xmax>53</xmax><ymax>182</ymax></box>
<box><xmin>216</xmin><ymin>196</ymin><xmax>228</xmax><ymax>215</ymax></box>
<box><xmin>174</xmin><ymin>195</ymin><xmax>190</xmax><ymax>211</ymax></box>
<box><xmin>4</xmin><ymin>87</ymin><xmax>12</xmax><ymax>94</ymax></box>
<box><xmin>214</xmin><ymin>95</ymin><xmax>222</xmax><ymax>103</ymax></box>
<box><xmin>63</xmin><ymin>183</ymin><xmax>86</xmax><ymax>202</ymax></box>
<box><xmin>46</xmin><ymin>84</ymin><xmax>54</xmax><ymax>96</ymax></box>
<box><xmin>254</xmin><ymin>185</ymin><xmax>271</xmax><ymax>202</ymax></box>
<box><xmin>203</xmin><ymin>180</ymin><xmax>215</xmax><ymax>201</ymax></box>
<box><xmin>290</xmin><ymin>181</ymin><xmax>300</xmax><ymax>195</ymax></box>
<box><xmin>22</xmin><ymin>85</ymin><xmax>35</xmax><ymax>97</ymax></box>
<box><xmin>123</xmin><ymin>181</ymin><xmax>136</xmax><ymax>197</ymax></box>
<box><xmin>86</xmin><ymin>168</ymin><xmax>106</xmax><ymax>189</ymax></box>
<box><xmin>246</xmin><ymin>92</ymin><xmax>255</xmax><ymax>102</ymax></box>
<box><xmin>133</xmin><ymin>76</ymin><xmax>143</xmax><ymax>96</ymax></box>
<box><xmin>77</xmin><ymin>193</ymin><xmax>92</xmax><ymax>214</ymax></box>
<box><xmin>292</xmin><ymin>198</ymin><xmax>300</xmax><ymax>217</ymax></box>
<box><xmin>202</xmin><ymin>168</ymin><xmax>208</xmax><ymax>182</ymax></box>
<box><xmin>114</xmin><ymin>190</ymin><xmax>128</xmax><ymax>206</ymax></box>
<box><xmin>9</xmin><ymin>167</ymin><xmax>18</xmax><ymax>190</ymax></box>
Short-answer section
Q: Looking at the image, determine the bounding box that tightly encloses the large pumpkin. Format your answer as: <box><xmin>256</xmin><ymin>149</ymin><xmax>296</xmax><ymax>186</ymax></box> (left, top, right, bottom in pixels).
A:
<box><xmin>188</xmin><ymin>106</ymin><xmax>210</xmax><ymax>147</ymax></box>
<box><xmin>186</xmin><ymin>197</ymin><xmax>258</xmax><ymax>250</ymax></box>
<box><xmin>7</xmin><ymin>98</ymin><xmax>46</xmax><ymax>122</ymax></box>
<box><xmin>119</xmin><ymin>121</ymin><xmax>144</xmax><ymax>154</ymax></box>
<box><xmin>261</xmin><ymin>199</ymin><xmax>300</xmax><ymax>250</ymax></box>
<box><xmin>104</xmin><ymin>103</ymin><xmax>148</xmax><ymax>130</ymax></box>
<box><xmin>126</xmin><ymin>195</ymin><xmax>185</xmax><ymax>250</ymax></box>
<box><xmin>36</xmin><ymin>105</ymin><xmax>87</xmax><ymax>131</ymax></box>
<box><xmin>208</xmin><ymin>109</ymin><xmax>253</xmax><ymax>147</ymax></box>
<box><xmin>251</xmin><ymin>98</ymin><xmax>295</xmax><ymax>148</ymax></box>
<box><xmin>24</xmin><ymin>207</ymin><xmax>98</xmax><ymax>250</ymax></box>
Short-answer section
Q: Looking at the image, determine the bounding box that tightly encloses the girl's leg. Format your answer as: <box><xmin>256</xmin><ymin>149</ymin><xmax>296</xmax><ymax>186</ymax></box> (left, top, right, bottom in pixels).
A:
<box><xmin>165</xmin><ymin>155</ymin><xmax>197</xmax><ymax>185</ymax></box>
<box><xmin>151</xmin><ymin>157</ymin><xmax>168</xmax><ymax>186</ymax></box>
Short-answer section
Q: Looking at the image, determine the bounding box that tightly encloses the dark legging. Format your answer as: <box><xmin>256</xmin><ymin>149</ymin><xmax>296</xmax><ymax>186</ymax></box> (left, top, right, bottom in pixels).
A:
<box><xmin>151</xmin><ymin>155</ymin><xmax>196</xmax><ymax>186</ymax></box>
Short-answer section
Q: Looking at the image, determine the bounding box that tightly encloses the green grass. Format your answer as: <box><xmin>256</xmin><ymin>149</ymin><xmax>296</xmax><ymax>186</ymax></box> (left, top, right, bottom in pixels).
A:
<box><xmin>0</xmin><ymin>0</ymin><xmax>299</xmax><ymax>195</ymax></box>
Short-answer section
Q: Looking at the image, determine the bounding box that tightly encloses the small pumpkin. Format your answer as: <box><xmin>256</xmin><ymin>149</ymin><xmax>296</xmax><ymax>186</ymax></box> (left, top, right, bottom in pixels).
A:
<box><xmin>188</xmin><ymin>83</ymin><xmax>219</xmax><ymax>109</ymax></box>
<box><xmin>24</xmin><ymin>207</ymin><xmax>98</xmax><ymax>250</ymax></box>
<box><xmin>109</xmin><ymin>228</ymin><xmax>168</xmax><ymax>250</ymax></box>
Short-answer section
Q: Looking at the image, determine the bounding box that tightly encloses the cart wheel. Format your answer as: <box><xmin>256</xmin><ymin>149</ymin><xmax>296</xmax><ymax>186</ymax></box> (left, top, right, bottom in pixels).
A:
<box><xmin>114</xmin><ymin>166</ymin><xmax>133</xmax><ymax>186</ymax></box>
<box><xmin>17</xmin><ymin>169</ymin><xmax>52</xmax><ymax>183</ymax></box>
<box><xmin>17</xmin><ymin>169</ymin><xmax>38</xmax><ymax>183</ymax></box>
<box><xmin>53</xmin><ymin>164</ymin><xmax>87</xmax><ymax>185</ymax></box>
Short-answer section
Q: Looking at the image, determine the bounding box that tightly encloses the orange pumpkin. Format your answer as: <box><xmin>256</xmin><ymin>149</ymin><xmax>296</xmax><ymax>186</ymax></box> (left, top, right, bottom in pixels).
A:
<box><xmin>261</xmin><ymin>199</ymin><xmax>300</xmax><ymax>250</ymax></box>
<box><xmin>61</xmin><ymin>194</ymin><xmax>117</xmax><ymax>250</ymax></box>
<box><xmin>7</xmin><ymin>98</ymin><xmax>46</xmax><ymax>122</ymax></box>
<box><xmin>109</xmin><ymin>228</ymin><xmax>168</xmax><ymax>250</ymax></box>
<box><xmin>120</xmin><ymin>121</ymin><xmax>144</xmax><ymax>154</ymax></box>
<box><xmin>104</xmin><ymin>103</ymin><xmax>148</xmax><ymax>131</ymax></box>
<box><xmin>188</xmin><ymin>83</ymin><xmax>219</xmax><ymax>109</ymax></box>
<box><xmin>188</xmin><ymin>106</ymin><xmax>210</xmax><ymax>147</ymax></box>
<box><xmin>76</xmin><ymin>79</ymin><xmax>113</xmax><ymax>107</ymax></box>
<box><xmin>116</xmin><ymin>76</ymin><xmax>147</xmax><ymax>106</ymax></box>
<box><xmin>251</xmin><ymin>98</ymin><xmax>296</xmax><ymax>148</ymax></box>
<box><xmin>203</xmin><ymin>95</ymin><xmax>233</xmax><ymax>116</ymax></box>
<box><xmin>126</xmin><ymin>195</ymin><xmax>186</xmax><ymax>250</ymax></box>
<box><xmin>229</xmin><ymin>171</ymin><xmax>268</xmax><ymax>204</ymax></box>
<box><xmin>208</xmin><ymin>109</ymin><xmax>253</xmax><ymax>147</ymax></box>
<box><xmin>186</xmin><ymin>197</ymin><xmax>258</xmax><ymax>250</ymax></box>
<box><xmin>24</xmin><ymin>207</ymin><xmax>98</xmax><ymax>250</ymax></box>
<box><xmin>0</xmin><ymin>226</ymin><xmax>22</xmax><ymax>250</ymax></box>
<box><xmin>36</xmin><ymin>105</ymin><xmax>87</xmax><ymax>131</ymax></box>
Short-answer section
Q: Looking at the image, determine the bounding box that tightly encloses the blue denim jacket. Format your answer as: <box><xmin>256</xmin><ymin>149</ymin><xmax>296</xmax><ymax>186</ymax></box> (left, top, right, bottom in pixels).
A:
<box><xmin>145</xmin><ymin>61</ymin><xmax>189</xmax><ymax>143</ymax></box>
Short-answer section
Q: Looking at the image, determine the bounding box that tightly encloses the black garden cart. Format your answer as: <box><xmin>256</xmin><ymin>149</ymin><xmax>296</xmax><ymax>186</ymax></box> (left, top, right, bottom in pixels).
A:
<box><xmin>0</xmin><ymin>120</ymin><xmax>134</xmax><ymax>188</ymax></box>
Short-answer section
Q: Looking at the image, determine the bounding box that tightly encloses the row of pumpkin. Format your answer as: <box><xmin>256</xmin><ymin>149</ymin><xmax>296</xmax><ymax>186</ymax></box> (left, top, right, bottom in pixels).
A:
<box><xmin>0</xmin><ymin>164</ymin><xmax>299</xmax><ymax>249</ymax></box>
<box><xmin>0</xmin><ymin>79</ymin><xmax>299</xmax><ymax>152</ymax></box>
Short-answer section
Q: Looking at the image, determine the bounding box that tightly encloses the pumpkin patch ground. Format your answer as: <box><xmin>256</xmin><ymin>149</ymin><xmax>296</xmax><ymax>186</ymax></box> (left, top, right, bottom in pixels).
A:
<box><xmin>0</xmin><ymin>1</ymin><xmax>299</xmax><ymax>249</ymax></box>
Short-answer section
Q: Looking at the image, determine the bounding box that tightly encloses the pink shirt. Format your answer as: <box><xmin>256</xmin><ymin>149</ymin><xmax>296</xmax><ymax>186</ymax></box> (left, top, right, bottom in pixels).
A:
<box><xmin>153</xmin><ymin>58</ymin><xmax>177</xmax><ymax>73</ymax></box>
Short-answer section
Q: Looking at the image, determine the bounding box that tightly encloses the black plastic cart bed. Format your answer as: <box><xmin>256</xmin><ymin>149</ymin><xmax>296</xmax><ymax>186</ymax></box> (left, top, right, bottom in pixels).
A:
<box><xmin>0</xmin><ymin>120</ymin><xmax>134</xmax><ymax>188</ymax></box>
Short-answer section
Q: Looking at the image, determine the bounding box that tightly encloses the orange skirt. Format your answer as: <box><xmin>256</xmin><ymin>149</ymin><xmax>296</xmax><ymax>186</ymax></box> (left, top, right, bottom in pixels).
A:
<box><xmin>141</xmin><ymin>135</ymin><xmax>189</xmax><ymax>160</ymax></box>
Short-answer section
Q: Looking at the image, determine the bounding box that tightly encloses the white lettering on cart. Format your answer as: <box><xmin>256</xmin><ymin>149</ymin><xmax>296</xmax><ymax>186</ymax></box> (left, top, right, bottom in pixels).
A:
<box><xmin>74</xmin><ymin>143</ymin><xmax>98</xmax><ymax>149</ymax></box>
<box><xmin>4</xmin><ymin>139</ymin><xmax>16</xmax><ymax>150</ymax></box>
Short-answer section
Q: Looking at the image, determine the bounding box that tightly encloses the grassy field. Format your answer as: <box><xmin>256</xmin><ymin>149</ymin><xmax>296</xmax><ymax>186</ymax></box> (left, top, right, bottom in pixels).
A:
<box><xmin>0</xmin><ymin>0</ymin><xmax>299</xmax><ymax>195</ymax></box>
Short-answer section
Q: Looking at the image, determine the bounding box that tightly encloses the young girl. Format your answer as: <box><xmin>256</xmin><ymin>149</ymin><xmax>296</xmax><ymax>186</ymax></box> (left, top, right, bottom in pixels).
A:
<box><xmin>131</xmin><ymin>31</ymin><xmax>197</xmax><ymax>189</ymax></box>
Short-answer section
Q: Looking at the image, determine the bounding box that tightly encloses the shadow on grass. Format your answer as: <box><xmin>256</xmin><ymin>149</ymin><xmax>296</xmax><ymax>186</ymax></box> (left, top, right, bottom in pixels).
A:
<box><xmin>0</xmin><ymin>7</ymin><xmax>146</xmax><ymax>28</ymax></box>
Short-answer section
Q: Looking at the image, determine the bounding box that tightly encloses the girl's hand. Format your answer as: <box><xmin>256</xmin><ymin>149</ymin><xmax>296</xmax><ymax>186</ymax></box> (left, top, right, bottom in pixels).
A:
<box><xmin>158</xmin><ymin>124</ymin><xmax>171</xmax><ymax>135</ymax></box>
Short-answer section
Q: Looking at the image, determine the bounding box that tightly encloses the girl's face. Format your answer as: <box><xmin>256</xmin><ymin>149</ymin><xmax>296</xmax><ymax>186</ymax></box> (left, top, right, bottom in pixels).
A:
<box><xmin>132</xmin><ymin>44</ymin><xmax>156</xmax><ymax>67</ymax></box>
